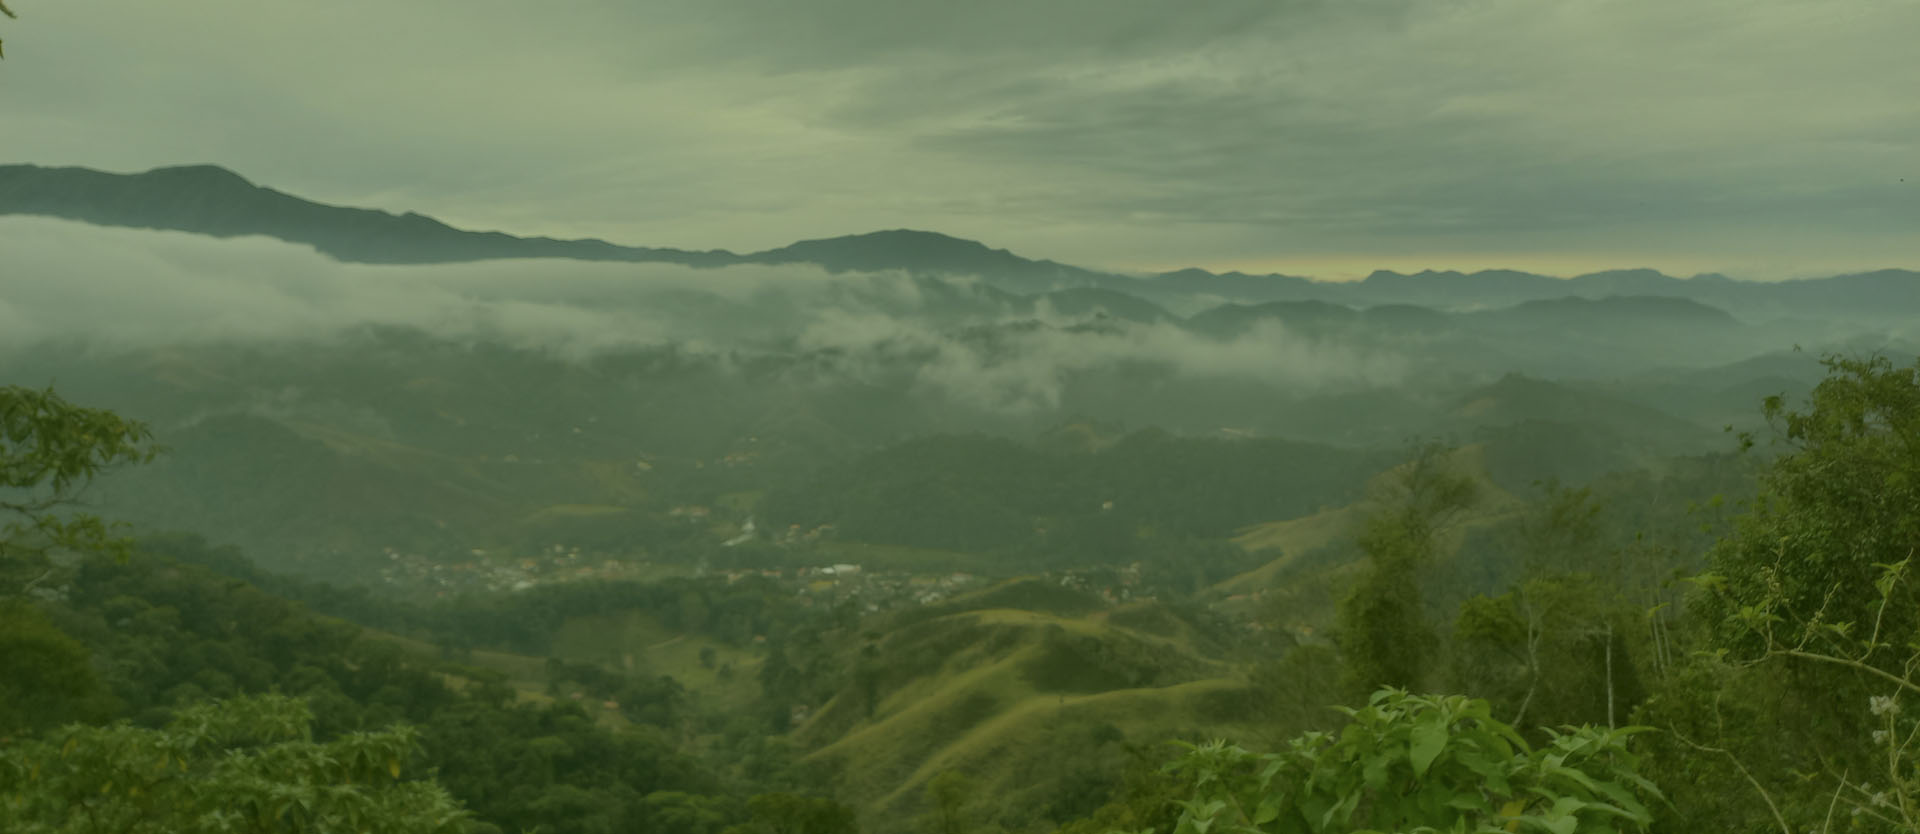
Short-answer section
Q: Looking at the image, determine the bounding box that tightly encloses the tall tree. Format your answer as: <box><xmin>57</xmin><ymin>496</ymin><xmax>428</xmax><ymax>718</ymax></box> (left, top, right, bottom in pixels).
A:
<box><xmin>1642</xmin><ymin>355</ymin><xmax>1920</xmax><ymax>832</ymax></box>
<box><xmin>1336</xmin><ymin>443</ymin><xmax>1478</xmax><ymax>693</ymax></box>
<box><xmin>0</xmin><ymin>386</ymin><xmax>156</xmax><ymax>737</ymax></box>
<box><xmin>1705</xmin><ymin>354</ymin><xmax>1920</xmax><ymax>656</ymax></box>
<box><xmin>1</xmin><ymin>384</ymin><xmax>158</xmax><ymax>597</ymax></box>
<box><xmin>1453</xmin><ymin>484</ymin><xmax>1643</xmax><ymax>731</ymax></box>
<box><xmin>0</xmin><ymin>602</ymin><xmax>114</xmax><ymax>736</ymax></box>
<box><xmin>0</xmin><ymin>0</ymin><xmax>15</xmax><ymax>58</ymax></box>
<box><xmin>924</xmin><ymin>770</ymin><xmax>974</xmax><ymax>834</ymax></box>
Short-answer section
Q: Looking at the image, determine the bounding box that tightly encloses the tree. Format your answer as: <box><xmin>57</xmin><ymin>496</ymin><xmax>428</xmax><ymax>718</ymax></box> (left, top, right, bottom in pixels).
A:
<box><xmin>0</xmin><ymin>694</ymin><xmax>471</xmax><ymax>833</ymax></box>
<box><xmin>1639</xmin><ymin>354</ymin><xmax>1920</xmax><ymax>832</ymax></box>
<box><xmin>2</xmin><ymin>384</ymin><xmax>158</xmax><ymax>597</ymax></box>
<box><xmin>1704</xmin><ymin>354</ymin><xmax>1920</xmax><ymax>656</ymax></box>
<box><xmin>746</xmin><ymin>792</ymin><xmax>858</xmax><ymax>834</ymax></box>
<box><xmin>1454</xmin><ymin>575</ymin><xmax>1644</xmax><ymax>732</ymax></box>
<box><xmin>1335</xmin><ymin>443</ymin><xmax>1478</xmax><ymax>694</ymax></box>
<box><xmin>640</xmin><ymin>791</ymin><xmax>737</xmax><ymax>834</ymax></box>
<box><xmin>0</xmin><ymin>602</ymin><xmax>116</xmax><ymax>736</ymax></box>
<box><xmin>924</xmin><ymin>770</ymin><xmax>973</xmax><ymax>834</ymax></box>
<box><xmin>0</xmin><ymin>0</ymin><xmax>15</xmax><ymax>59</ymax></box>
<box><xmin>1453</xmin><ymin>484</ymin><xmax>1644</xmax><ymax>731</ymax></box>
<box><xmin>0</xmin><ymin>386</ymin><xmax>156</xmax><ymax>738</ymax></box>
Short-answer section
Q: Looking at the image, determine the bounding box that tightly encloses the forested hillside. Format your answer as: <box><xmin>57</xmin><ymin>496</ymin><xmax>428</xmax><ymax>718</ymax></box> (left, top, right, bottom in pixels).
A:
<box><xmin>7</xmin><ymin>354</ymin><xmax>1920</xmax><ymax>833</ymax></box>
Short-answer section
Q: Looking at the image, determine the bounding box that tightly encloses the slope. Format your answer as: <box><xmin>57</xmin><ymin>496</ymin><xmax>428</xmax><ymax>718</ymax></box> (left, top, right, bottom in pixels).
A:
<box><xmin>1215</xmin><ymin>444</ymin><xmax>1527</xmax><ymax>628</ymax></box>
<box><xmin>787</xmin><ymin>579</ymin><xmax>1262</xmax><ymax>833</ymax></box>
<box><xmin>0</xmin><ymin>163</ymin><xmax>732</xmax><ymax>265</ymax></box>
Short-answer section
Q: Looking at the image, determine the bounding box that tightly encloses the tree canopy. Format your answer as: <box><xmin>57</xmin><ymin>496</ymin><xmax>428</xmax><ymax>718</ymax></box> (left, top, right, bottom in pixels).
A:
<box><xmin>0</xmin><ymin>1</ymin><xmax>15</xmax><ymax>59</ymax></box>
<box><xmin>0</xmin><ymin>694</ymin><xmax>470</xmax><ymax>833</ymax></box>
<box><xmin>2</xmin><ymin>384</ymin><xmax>158</xmax><ymax>597</ymax></box>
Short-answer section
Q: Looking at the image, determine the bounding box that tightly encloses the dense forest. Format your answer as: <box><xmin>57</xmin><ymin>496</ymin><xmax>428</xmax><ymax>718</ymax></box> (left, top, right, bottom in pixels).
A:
<box><xmin>4</xmin><ymin>353</ymin><xmax>1918</xmax><ymax>833</ymax></box>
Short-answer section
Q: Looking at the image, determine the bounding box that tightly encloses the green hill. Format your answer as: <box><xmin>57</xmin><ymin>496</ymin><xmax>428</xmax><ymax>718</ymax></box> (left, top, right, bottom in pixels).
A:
<box><xmin>1215</xmin><ymin>444</ymin><xmax>1526</xmax><ymax>626</ymax></box>
<box><xmin>786</xmin><ymin>581</ymin><xmax>1259</xmax><ymax>832</ymax></box>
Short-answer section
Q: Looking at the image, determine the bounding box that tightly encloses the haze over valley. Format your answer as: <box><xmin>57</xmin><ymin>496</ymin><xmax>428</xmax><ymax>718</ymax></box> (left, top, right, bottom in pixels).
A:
<box><xmin>5</xmin><ymin>166</ymin><xmax>1909</xmax><ymax>589</ymax></box>
<box><xmin>4</xmin><ymin>3</ymin><xmax>1918</xmax><ymax>833</ymax></box>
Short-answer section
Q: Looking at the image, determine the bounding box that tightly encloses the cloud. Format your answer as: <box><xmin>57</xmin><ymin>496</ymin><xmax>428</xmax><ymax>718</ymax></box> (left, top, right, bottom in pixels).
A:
<box><xmin>786</xmin><ymin>299</ymin><xmax>1408</xmax><ymax>414</ymax></box>
<box><xmin>0</xmin><ymin>218</ymin><xmax>1408</xmax><ymax>413</ymax></box>
<box><xmin>912</xmin><ymin>318</ymin><xmax>1408</xmax><ymax>413</ymax></box>
<box><xmin>0</xmin><ymin>218</ymin><xmax>801</xmax><ymax>357</ymax></box>
<box><xmin>5</xmin><ymin>0</ymin><xmax>1914</xmax><ymax>275</ymax></box>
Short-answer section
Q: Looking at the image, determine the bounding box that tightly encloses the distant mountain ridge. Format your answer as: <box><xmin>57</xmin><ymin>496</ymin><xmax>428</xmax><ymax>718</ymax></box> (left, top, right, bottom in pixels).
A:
<box><xmin>4</xmin><ymin>162</ymin><xmax>1915</xmax><ymax>319</ymax></box>
<box><xmin>1168</xmin><ymin>264</ymin><xmax>1919</xmax><ymax>320</ymax></box>
<box><xmin>0</xmin><ymin>164</ymin><xmax>1101</xmax><ymax>291</ymax></box>
<box><xmin>0</xmin><ymin>163</ymin><xmax>739</xmax><ymax>266</ymax></box>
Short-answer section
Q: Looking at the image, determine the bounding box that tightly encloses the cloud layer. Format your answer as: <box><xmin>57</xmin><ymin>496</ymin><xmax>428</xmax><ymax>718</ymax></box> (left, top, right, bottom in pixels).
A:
<box><xmin>5</xmin><ymin>0</ymin><xmax>1915</xmax><ymax>276</ymax></box>
<box><xmin>0</xmin><ymin>219</ymin><xmax>1407</xmax><ymax>413</ymax></box>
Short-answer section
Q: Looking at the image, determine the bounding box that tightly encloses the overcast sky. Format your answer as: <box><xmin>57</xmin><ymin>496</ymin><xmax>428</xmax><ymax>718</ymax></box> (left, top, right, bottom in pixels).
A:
<box><xmin>5</xmin><ymin>0</ymin><xmax>1916</xmax><ymax>278</ymax></box>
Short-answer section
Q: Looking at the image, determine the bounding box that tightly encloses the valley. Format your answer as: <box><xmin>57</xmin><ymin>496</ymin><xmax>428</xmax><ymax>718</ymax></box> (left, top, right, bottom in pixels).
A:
<box><xmin>3</xmin><ymin>166</ymin><xmax>1915</xmax><ymax>834</ymax></box>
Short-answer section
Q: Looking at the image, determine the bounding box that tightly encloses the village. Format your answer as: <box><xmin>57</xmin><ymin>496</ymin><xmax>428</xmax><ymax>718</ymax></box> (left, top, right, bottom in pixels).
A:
<box><xmin>369</xmin><ymin>510</ymin><xmax>1159</xmax><ymax>617</ymax></box>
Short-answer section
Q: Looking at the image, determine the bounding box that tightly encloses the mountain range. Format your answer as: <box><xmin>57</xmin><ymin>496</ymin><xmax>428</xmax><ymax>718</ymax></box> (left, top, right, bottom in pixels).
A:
<box><xmin>3</xmin><ymin>163</ymin><xmax>1915</xmax><ymax>320</ymax></box>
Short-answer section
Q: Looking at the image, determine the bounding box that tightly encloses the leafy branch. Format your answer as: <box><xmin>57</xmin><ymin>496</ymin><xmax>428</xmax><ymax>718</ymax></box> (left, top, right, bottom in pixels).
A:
<box><xmin>0</xmin><ymin>0</ymin><xmax>15</xmax><ymax>59</ymax></box>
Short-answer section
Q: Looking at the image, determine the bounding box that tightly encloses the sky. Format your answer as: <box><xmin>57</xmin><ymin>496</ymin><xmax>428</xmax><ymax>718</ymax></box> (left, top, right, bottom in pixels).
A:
<box><xmin>4</xmin><ymin>0</ymin><xmax>1916</xmax><ymax>279</ymax></box>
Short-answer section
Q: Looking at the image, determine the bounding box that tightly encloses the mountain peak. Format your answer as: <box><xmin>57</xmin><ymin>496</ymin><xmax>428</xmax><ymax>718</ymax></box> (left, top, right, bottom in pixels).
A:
<box><xmin>847</xmin><ymin>228</ymin><xmax>984</xmax><ymax>245</ymax></box>
<box><xmin>1156</xmin><ymin>267</ymin><xmax>1218</xmax><ymax>281</ymax></box>
<box><xmin>1571</xmin><ymin>268</ymin><xmax>1670</xmax><ymax>281</ymax></box>
<box><xmin>759</xmin><ymin>228</ymin><xmax>998</xmax><ymax>258</ymax></box>
<box><xmin>0</xmin><ymin>163</ymin><xmax>731</xmax><ymax>266</ymax></box>
<box><xmin>141</xmin><ymin>163</ymin><xmax>255</xmax><ymax>187</ymax></box>
<box><xmin>747</xmin><ymin>228</ymin><xmax>1075</xmax><ymax>287</ymax></box>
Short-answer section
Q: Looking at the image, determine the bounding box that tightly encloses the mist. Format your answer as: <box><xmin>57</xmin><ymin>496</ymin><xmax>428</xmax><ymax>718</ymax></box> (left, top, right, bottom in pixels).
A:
<box><xmin>1</xmin><ymin>217</ymin><xmax>1412</xmax><ymax>414</ymax></box>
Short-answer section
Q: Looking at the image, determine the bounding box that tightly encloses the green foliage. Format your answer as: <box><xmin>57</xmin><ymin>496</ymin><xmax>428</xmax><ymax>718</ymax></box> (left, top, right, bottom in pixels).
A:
<box><xmin>1</xmin><ymin>384</ymin><xmax>158</xmax><ymax>594</ymax></box>
<box><xmin>1645</xmin><ymin>557</ymin><xmax>1920</xmax><ymax>833</ymax></box>
<box><xmin>1336</xmin><ymin>566</ymin><xmax>1435</xmax><ymax>695</ymax></box>
<box><xmin>1056</xmin><ymin>745</ymin><xmax>1187</xmax><ymax>834</ymax></box>
<box><xmin>1336</xmin><ymin>444</ymin><xmax>1479</xmax><ymax>693</ymax></box>
<box><xmin>1241</xmin><ymin>646</ymin><xmax>1349</xmax><ymax>745</ymax></box>
<box><xmin>1450</xmin><ymin>483</ymin><xmax>1648</xmax><ymax>732</ymax></box>
<box><xmin>0</xmin><ymin>694</ymin><xmax>469</xmax><ymax>833</ymax></box>
<box><xmin>1160</xmin><ymin>689</ymin><xmax>1661</xmax><ymax>834</ymax></box>
<box><xmin>21</xmin><ymin>351</ymin><xmax>1920</xmax><ymax>834</ymax></box>
<box><xmin>18</xmin><ymin>541</ymin><xmax>746</xmax><ymax>834</ymax></box>
<box><xmin>1638</xmin><ymin>354</ymin><xmax>1920</xmax><ymax>832</ymax></box>
<box><xmin>1705</xmin><ymin>355</ymin><xmax>1920</xmax><ymax>655</ymax></box>
<box><xmin>1452</xmin><ymin>575</ymin><xmax>1645</xmax><ymax>732</ymax></box>
<box><xmin>746</xmin><ymin>792</ymin><xmax>859</xmax><ymax>834</ymax></box>
<box><xmin>925</xmin><ymin>770</ymin><xmax>975</xmax><ymax>834</ymax></box>
<box><xmin>0</xmin><ymin>602</ymin><xmax>116</xmax><ymax>735</ymax></box>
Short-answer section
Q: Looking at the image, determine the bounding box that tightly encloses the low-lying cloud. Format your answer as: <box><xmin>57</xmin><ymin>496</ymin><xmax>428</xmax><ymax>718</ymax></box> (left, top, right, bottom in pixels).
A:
<box><xmin>792</xmin><ymin>310</ymin><xmax>1406</xmax><ymax>412</ymax></box>
<box><xmin>0</xmin><ymin>218</ymin><xmax>1407</xmax><ymax>413</ymax></box>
